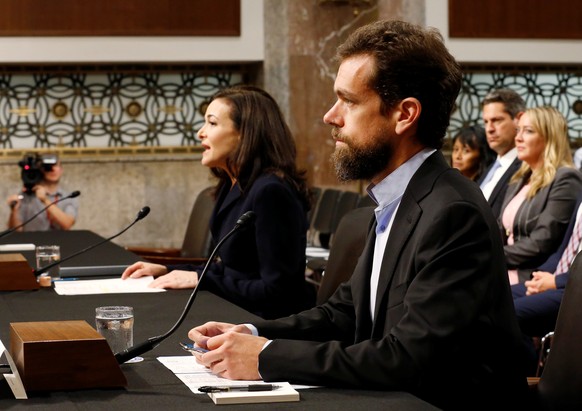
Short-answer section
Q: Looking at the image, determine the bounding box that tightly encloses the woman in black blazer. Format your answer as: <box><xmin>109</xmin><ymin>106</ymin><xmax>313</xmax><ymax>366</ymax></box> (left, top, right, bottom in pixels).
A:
<box><xmin>122</xmin><ymin>86</ymin><xmax>315</xmax><ymax>318</ymax></box>
<box><xmin>500</xmin><ymin>106</ymin><xmax>582</xmax><ymax>284</ymax></box>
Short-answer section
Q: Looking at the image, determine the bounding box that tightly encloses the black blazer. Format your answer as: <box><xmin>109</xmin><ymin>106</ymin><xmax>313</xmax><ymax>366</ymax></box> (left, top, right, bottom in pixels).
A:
<box><xmin>254</xmin><ymin>152</ymin><xmax>528</xmax><ymax>410</ymax></box>
<box><xmin>478</xmin><ymin>157</ymin><xmax>522</xmax><ymax>219</ymax></box>
<box><xmin>171</xmin><ymin>173</ymin><xmax>315</xmax><ymax>319</ymax></box>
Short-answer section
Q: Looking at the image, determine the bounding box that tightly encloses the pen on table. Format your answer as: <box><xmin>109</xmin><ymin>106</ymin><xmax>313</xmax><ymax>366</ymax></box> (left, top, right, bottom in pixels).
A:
<box><xmin>198</xmin><ymin>384</ymin><xmax>281</xmax><ymax>393</ymax></box>
<box><xmin>54</xmin><ymin>278</ymin><xmax>78</xmax><ymax>281</ymax></box>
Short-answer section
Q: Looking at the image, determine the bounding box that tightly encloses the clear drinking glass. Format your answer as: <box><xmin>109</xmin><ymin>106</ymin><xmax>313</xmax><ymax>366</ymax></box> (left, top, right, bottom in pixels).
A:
<box><xmin>95</xmin><ymin>306</ymin><xmax>134</xmax><ymax>354</ymax></box>
<box><xmin>35</xmin><ymin>245</ymin><xmax>61</xmax><ymax>280</ymax></box>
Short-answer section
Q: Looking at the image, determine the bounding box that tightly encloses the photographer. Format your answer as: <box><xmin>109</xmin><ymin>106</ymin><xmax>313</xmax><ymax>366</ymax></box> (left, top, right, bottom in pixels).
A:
<box><xmin>6</xmin><ymin>153</ymin><xmax>78</xmax><ymax>231</ymax></box>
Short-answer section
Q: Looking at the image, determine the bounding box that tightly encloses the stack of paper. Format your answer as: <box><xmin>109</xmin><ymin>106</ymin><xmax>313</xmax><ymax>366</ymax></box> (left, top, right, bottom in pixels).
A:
<box><xmin>53</xmin><ymin>276</ymin><xmax>166</xmax><ymax>295</ymax></box>
<box><xmin>157</xmin><ymin>356</ymin><xmax>309</xmax><ymax>404</ymax></box>
<box><xmin>208</xmin><ymin>382</ymin><xmax>299</xmax><ymax>405</ymax></box>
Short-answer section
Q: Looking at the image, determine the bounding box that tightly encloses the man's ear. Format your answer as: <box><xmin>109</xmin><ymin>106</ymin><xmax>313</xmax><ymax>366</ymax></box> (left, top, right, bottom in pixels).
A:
<box><xmin>394</xmin><ymin>97</ymin><xmax>421</xmax><ymax>136</ymax></box>
<box><xmin>514</xmin><ymin>111</ymin><xmax>525</xmax><ymax>121</ymax></box>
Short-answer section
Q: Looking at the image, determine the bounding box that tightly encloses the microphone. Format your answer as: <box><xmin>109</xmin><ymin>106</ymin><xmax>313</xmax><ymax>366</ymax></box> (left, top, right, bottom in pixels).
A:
<box><xmin>0</xmin><ymin>190</ymin><xmax>81</xmax><ymax>239</ymax></box>
<box><xmin>34</xmin><ymin>206</ymin><xmax>151</xmax><ymax>277</ymax></box>
<box><xmin>114</xmin><ymin>210</ymin><xmax>257</xmax><ymax>364</ymax></box>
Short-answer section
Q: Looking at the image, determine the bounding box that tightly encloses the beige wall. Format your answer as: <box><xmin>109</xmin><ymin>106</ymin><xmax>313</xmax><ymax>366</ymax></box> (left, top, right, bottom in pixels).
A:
<box><xmin>0</xmin><ymin>155</ymin><xmax>214</xmax><ymax>249</ymax></box>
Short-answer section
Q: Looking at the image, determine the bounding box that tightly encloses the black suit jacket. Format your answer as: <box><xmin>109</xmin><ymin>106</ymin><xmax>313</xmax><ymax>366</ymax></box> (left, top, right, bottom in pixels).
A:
<box><xmin>254</xmin><ymin>152</ymin><xmax>528</xmax><ymax>410</ymax></box>
<box><xmin>171</xmin><ymin>174</ymin><xmax>315</xmax><ymax>319</ymax></box>
<box><xmin>478</xmin><ymin>157</ymin><xmax>522</xmax><ymax>219</ymax></box>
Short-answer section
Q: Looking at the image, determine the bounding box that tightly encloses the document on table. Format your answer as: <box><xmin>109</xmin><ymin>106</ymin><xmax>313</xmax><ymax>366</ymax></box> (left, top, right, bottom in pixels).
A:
<box><xmin>53</xmin><ymin>276</ymin><xmax>166</xmax><ymax>295</ymax></box>
<box><xmin>0</xmin><ymin>243</ymin><xmax>35</xmax><ymax>252</ymax></box>
<box><xmin>0</xmin><ymin>338</ymin><xmax>27</xmax><ymax>399</ymax></box>
<box><xmin>306</xmin><ymin>246</ymin><xmax>329</xmax><ymax>259</ymax></box>
<box><xmin>158</xmin><ymin>356</ymin><xmax>314</xmax><ymax>394</ymax></box>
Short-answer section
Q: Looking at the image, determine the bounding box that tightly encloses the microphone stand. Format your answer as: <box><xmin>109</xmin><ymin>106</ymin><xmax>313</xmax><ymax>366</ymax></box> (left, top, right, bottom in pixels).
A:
<box><xmin>114</xmin><ymin>211</ymin><xmax>256</xmax><ymax>364</ymax></box>
<box><xmin>0</xmin><ymin>190</ymin><xmax>81</xmax><ymax>239</ymax></box>
<box><xmin>34</xmin><ymin>206</ymin><xmax>151</xmax><ymax>277</ymax></box>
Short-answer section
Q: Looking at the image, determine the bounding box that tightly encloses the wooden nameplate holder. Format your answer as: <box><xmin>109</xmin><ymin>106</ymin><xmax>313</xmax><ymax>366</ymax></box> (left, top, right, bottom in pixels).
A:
<box><xmin>10</xmin><ymin>320</ymin><xmax>127</xmax><ymax>392</ymax></box>
<box><xmin>0</xmin><ymin>253</ymin><xmax>39</xmax><ymax>290</ymax></box>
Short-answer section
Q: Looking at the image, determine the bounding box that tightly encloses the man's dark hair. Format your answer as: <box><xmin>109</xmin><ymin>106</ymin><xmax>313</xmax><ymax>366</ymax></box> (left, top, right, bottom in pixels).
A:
<box><xmin>336</xmin><ymin>20</ymin><xmax>462</xmax><ymax>149</ymax></box>
<box><xmin>482</xmin><ymin>88</ymin><xmax>526</xmax><ymax>119</ymax></box>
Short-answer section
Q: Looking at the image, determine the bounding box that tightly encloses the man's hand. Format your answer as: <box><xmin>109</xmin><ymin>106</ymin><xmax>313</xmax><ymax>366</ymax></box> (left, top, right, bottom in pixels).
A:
<box><xmin>525</xmin><ymin>271</ymin><xmax>557</xmax><ymax>295</ymax></box>
<box><xmin>6</xmin><ymin>194</ymin><xmax>22</xmax><ymax>210</ymax></box>
<box><xmin>188</xmin><ymin>322</ymin><xmax>267</xmax><ymax>380</ymax></box>
<box><xmin>189</xmin><ymin>322</ymin><xmax>250</xmax><ymax>349</ymax></box>
<box><xmin>188</xmin><ymin>322</ymin><xmax>266</xmax><ymax>380</ymax></box>
<box><xmin>33</xmin><ymin>185</ymin><xmax>49</xmax><ymax>204</ymax></box>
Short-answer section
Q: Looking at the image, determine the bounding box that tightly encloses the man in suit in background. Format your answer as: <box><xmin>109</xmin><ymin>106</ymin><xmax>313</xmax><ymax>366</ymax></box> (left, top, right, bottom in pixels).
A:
<box><xmin>479</xmin><ymin>88</ymin><xmax>525</xmax><ymax>218</ymax></box>
<box><xmin>188</xmin><ymin>20</ymin><xmax>528</xmax><ymax>410</ymax></box>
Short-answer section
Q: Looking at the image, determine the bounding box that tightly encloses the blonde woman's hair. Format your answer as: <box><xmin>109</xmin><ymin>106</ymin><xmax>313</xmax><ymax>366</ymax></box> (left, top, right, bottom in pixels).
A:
<box><xmin>511</xmin><ymin>106</ymin><xmax>574</xmax><ymax>198</ymax></box>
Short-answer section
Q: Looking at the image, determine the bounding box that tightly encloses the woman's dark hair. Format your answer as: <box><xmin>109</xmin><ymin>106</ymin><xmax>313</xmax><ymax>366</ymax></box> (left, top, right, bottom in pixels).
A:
<box><xmin>452</xmin><ymin>125</ymin><xmax>495</xmax><ymax>181</ymax></box>
<box><xmin>207</xmin><ymin>85</ymin><xmax>310</xmax><ymax>209</ymax></box>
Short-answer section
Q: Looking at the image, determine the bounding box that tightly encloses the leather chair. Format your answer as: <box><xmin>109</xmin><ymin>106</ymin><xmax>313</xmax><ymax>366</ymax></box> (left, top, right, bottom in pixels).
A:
<box><xmin>306</xmin><ymin>190</ymin><xmax>361</xmax><ymax>275</ymax></box>
<box><xmin>329</xmin><ymin>190</ymin><xmax>361</xmax><ymax>236</ymax></box>
<box><xmin>528</xmin><ymin>252</ymin><xmax>582</xmax><ymax>410</ymax></box>
<box><xmin>308</xmin><ymin>188</ymin><xmax>341</xmax><ymax>248</ymax></box>
<box><xmin>357</xmin><ymin>193</ymin><xmax>376</xmax><ymax>208</ymax></box>
<box><xmin>127</xmin><ymin>186</ymin><xmax>215</xmax><ymax>265</ymax></box>
<box><xmin>307</xmin><ymin>186</ymin><xmax>323</xmax><ymax>229</ymax></box>
<box><xmin>306</xmin><ymin>206</ymin><xmax>374</xmax><ymax>304</ymax></box>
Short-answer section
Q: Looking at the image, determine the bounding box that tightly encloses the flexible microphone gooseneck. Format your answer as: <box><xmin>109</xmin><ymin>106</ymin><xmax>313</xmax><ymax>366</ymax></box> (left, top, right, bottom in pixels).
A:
<box><xmin>33</xmin><ymin>206</ymin><xmax>151</xmax><ymax>277</ymax></box>
<box><xmin>0</xmin><ymin>190</ymin><xmax>81</xmax><ymax>239</ymax></box>
<box><xmin>114</xmin><ymin>210</ymin><xmax>257</xmax><ymax>364</ymax></box>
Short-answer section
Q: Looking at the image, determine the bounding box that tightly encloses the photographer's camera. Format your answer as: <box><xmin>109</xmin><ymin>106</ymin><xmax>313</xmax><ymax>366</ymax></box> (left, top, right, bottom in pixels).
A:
<box><xmin>18</xmin><ymin>153</ymin><xmax>58</xmax><ymax>193</ymax></box>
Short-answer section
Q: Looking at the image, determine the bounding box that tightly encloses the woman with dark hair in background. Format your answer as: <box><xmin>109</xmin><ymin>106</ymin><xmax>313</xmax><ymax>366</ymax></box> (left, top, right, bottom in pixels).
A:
<box><xmin>451</xmin><ymin>125</ymin><xmax>495</xmax><ymax>181</ymax></box>
<box><xmin>122</xmin><ymin>85</ymin><xmax>316</xmax><ymax>319</ymax></box>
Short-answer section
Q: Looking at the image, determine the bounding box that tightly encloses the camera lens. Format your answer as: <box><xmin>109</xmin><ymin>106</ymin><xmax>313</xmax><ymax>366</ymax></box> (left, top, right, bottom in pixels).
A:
<box><xmin>18</xmin><ymin>154</ymin><xmax>45</xmax><ymax>193</ymax></box>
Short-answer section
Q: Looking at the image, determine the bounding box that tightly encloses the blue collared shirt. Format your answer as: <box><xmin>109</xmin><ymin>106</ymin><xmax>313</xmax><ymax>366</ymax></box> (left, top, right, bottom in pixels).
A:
<box><xmin>367</xmin><ymin>148</ymin><xmax>435</xmax><ymax>320</ymax></box>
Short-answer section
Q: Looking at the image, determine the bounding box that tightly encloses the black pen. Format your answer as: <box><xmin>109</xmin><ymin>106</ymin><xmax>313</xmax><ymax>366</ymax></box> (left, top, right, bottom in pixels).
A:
<box><xmin>198</xmin><ymin>384</ymin><xmax>280</xmax><ymax>393</ymax></box>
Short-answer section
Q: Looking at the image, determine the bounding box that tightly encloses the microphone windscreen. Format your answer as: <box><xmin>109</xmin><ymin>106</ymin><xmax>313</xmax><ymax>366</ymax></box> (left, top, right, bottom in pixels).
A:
<box><xmin>137</xmin><ymin>206</ymin><xmax>151</xmax><ymax>220</ymax></box>
<box><xmin>70</xmin><ymin>190</ymin><xmax>81</xmax><ymax>198</ymax></box>
<box><xmin>236</xmin><ymin>211</ymin><xmax>256</xmax><ymax>227</ymax></box>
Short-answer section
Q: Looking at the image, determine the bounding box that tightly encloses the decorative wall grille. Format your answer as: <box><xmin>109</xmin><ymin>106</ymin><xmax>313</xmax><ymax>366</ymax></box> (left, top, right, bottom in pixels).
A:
<box><xmin>1</xmin><ymin>66</ymin><xmax>582</xmax><ymax>150</ymax></box>
<box><xmin>450</xmin><ymin>68</ymin><xmax>582</xmax><ymax>144</ymax></box>
<box><xmin>0</xmin><ymin>65</ymin><xmax>246</xmax><ymax>149</ymax></box>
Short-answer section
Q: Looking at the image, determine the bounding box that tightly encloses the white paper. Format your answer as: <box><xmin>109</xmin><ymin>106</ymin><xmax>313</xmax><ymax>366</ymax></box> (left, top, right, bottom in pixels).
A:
<box><xmin>0</xmin><ymin>243</ymin><xmax>36</xmax><ymax>252</ymax></box>
<box><xmin>208</xmin><ymin>382</ymin><xmax>299</xmax><ymax>404</ymax></box>
<box><xmin>157</xmin><ymin>356</ymin><xmax>314</xmax><ymax>394</ymax></box>
<box><xmin>306</xmin><ymin>247</ymin><xmax>330</xmax><ymax>259</ymax></box>
<box><xmin>0</xmin><ymin>338</ymin><xmax>27</xmax><ymax>399</ymax></box>
<box><xmin>53</xmin><ymin>276</ymin><xmax>167</xmax><ymax>295</ymax></box>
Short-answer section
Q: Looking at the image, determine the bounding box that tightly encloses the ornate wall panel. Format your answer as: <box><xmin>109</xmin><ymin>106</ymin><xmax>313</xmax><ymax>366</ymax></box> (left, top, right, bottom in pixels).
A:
<box><xmin>0</xmin><ymin>66</ymin><xmax>246</xmax><ymax>150</ymax></box>
<box><xmin>449</xmin><ymin>67</ymin><xmax>582</xmax><ymax>145</ymax></box>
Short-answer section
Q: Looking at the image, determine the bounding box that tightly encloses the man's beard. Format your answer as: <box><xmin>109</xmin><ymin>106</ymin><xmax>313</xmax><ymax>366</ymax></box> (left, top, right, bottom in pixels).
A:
<box><xmin>331</xmin><ymin>132</ymin><xmax>393</xmax><ymax>182</ymax></box>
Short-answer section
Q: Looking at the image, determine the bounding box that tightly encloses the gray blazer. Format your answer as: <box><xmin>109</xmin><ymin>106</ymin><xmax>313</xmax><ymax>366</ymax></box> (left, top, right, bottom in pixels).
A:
<box><xmin>500</xmin><ymin>166</ymin><xmax>582</xmax><ymax>282</ymax></box>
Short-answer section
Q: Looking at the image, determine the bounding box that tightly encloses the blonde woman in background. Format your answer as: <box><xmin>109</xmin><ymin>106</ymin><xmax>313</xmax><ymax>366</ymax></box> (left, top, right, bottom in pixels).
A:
<box><xmin>500</xmin><ymin>106</ymin><xmax>582</xmax><ymax>284</ymax></box>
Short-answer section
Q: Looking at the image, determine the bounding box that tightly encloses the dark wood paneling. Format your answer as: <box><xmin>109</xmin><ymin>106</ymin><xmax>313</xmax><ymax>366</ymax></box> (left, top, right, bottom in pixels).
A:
<box><xmin>449</xmin><ymin>0</ymin><xmax>582</xmax><ymax>39</ymax></box>
<box><xmin>0</xmin><ymin>0</ymin><xmax>240</xmax><ymax>36</ymax></box>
